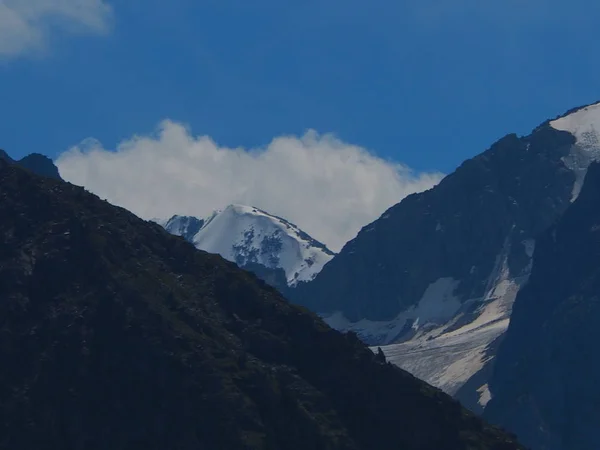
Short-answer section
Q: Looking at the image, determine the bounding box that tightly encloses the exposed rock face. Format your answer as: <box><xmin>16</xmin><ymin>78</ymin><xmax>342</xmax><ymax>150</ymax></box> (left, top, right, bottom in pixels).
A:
<box><xmin>484</xmin><ymin>161</ymin><xmax>600</xmax><ymax>450</ymax></box>
<box><xmin>0</xmin><ymin>159</ymin><xmax>523</xmax><ymax>450</ymax></box>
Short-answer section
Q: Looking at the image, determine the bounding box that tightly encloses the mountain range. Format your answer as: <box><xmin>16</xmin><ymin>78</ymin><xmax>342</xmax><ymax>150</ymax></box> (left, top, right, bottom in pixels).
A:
<box><xmin>4</xmin><ymin>100</ymin><xmax>600</xmax><ymax>450</ymax></box>
<box><xmin>0</xmin><ymin>157</ymin><xmax>522</xmax><ymax>450</ymax></box>
<box><xmin>286</xmin><ymin>101</ymin><xmax>600</xmax><ymax>416</ymax></box>
<box><xmin>150</xmin><ymin>102</ymin><xmax>600</xmax><ymax>446</ymax></box>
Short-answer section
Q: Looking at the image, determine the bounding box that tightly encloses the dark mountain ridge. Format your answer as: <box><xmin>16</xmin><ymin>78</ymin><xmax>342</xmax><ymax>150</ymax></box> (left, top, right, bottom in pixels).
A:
<box><xmin>0</xmin><ymin>149</ymin><xmax>62</xmax><ymax>180</ymax></box>
<box><xmin>293</xmin><ymin>124</ymin><xmax>576</xmax><ymax>322</ymax></box>
<box><xmin>484</xmin><ymin>161</ymin><xmax>600</xmax><ymax>450</ymax></box>
<box><xmin>0</xmin><ymin>158</ymin><xmax>522</xmax><ymax>450</ymax></box>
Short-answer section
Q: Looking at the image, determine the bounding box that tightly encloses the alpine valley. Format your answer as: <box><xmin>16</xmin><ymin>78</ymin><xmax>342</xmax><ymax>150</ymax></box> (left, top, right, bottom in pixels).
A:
<box><xmin>4</xmin><ymin>100</ymin><xmax>600</xmax><ymax>450</ymax></box>
<box><xmin>155</xmin><ymin>102</ymin><xmax>600</xmax><ymax>430</ymax></box>
<box><xmin>0</xmin><ymin>156</ymin><xmax>523</xmax><ymax>450</ymax></box>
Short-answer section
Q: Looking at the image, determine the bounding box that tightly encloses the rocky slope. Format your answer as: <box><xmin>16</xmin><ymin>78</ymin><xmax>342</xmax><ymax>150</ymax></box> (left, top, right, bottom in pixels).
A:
<box><xmin>161</xmin><ymin>205</ymin><xmax>334</xmax><ymax>290</ymax></box>
<box><xmin>291</xmin><ymin>101</ymin><xmax>600</xmax><ymax>411</ymax></box>
<box><xmin>484</xmin><ymin>161</ymin><xmax>600</xmax><ymax>450</ymax></box>
<box><xmin>0</xmin><ymin>159</ymin><xmax>523</xmax><ymax>450</ymax></box>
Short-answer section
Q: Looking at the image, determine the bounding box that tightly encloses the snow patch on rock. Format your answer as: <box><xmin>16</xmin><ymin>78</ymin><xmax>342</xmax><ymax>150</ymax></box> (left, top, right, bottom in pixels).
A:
<box><xmin>477</xmin><ymin>384</ymin><xmax>492</xmax><ymax>407</ymax></box>
<box><xmin>323</xmin><ymin>277</ymin><xmax>461</xmax><ymax>345</ymax></box>
<box><xmin>376</xmin><ymin>247</ymin><xmax>526</xmax><ymax>396</ymax></box>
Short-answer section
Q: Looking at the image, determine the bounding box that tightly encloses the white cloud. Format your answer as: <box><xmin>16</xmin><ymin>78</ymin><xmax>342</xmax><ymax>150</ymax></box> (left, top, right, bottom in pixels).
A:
<box><xmin>0</xmin><ymin>0</ymin><xmax>112</xmax><ymax>58</ymax></box>
<box><xmin>56</xmin><ymin>121</ymin><xmax>443</xmax><ymax>251</ymax></box>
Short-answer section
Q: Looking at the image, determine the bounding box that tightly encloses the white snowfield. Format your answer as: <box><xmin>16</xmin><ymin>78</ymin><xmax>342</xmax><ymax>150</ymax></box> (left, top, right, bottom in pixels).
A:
<box><xmin>166</xmin><ymin>205</ymin><xmax>334</xmax><ymax>286</ymax></box>
<box><xmin>325</xmin><ymin>102</ymin><xmax>600</xmax><ymax>407</ymax></box>
<box><xmin>550</xmin><ymin>101</ymin><xmax>600</xmax><ymax>144</ymax></box>
<box><xmin>380</xmin><ymin>269</ymin><xmax>523</xmax><ymax>403</ymax></box>
<box><xmin>351</xmin><ymin>248</ymin><xmax>523</xmax><ymax>408</ymax></box>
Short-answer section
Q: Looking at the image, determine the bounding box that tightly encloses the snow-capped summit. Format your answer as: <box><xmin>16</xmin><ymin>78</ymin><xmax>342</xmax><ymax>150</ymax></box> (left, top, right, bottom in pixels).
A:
<box><xmin>550</xmin><ymin>101</ymin><xmax>600</xmax><ymax>200</ymax></box>
<box><xmin>161</xmin><ymin>204</ymin><xmax>334</xmax><ymax>287</ymax></box>
<box><xmin>550</xmin><ymin>101</ymin><xmax>600</xmax><ymax>141</ymax></box>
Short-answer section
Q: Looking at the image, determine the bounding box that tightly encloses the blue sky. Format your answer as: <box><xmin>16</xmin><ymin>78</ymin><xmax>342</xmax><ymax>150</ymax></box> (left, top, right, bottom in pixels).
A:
<box><xmin>1</xmin><ymin>0</ymin><xmax>600</xmax><ymax>248</ymax></box>
<box><xmin>3</xmin><ymin>0</ymin><xmax>600</xmax><ymax>170</ymax></box>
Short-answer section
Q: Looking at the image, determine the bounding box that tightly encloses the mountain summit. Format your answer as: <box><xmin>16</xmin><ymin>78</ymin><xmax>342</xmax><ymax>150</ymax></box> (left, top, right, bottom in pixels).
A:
<box><xmin>0</xmin><ymin>157</ymin><xmax>523</xmax><ymax>450</ymax></box>
<box><xmin>291</xmin><ymin>101</ymin><xmax>600</xmax><ymax>411</ymax></box>
<box><xmin>161</xmin><ymin>204</ymin><xmax>334</xmax><ymax>289</ymax></box>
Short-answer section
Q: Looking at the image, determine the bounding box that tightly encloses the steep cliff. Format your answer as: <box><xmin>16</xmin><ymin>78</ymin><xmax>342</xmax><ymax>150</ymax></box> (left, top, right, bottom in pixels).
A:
<box><xmin>485</xmin><ymin>161</ymin><xmax>600</xmax><ymax>450</ymax></box>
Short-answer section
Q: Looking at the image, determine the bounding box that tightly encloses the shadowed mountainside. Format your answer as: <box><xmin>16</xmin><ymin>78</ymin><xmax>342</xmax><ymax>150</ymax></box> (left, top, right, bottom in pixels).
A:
<box><xmin>485</xmin><ymin>162</ymin><xmax>600</xmax><ymax>450</ymax></box>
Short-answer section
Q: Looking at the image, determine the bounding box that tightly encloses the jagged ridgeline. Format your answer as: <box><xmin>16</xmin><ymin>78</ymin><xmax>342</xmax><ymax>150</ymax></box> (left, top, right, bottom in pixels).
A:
<box><xmin>0</xmin><ymin>158</ymin><xmax>522</xmax><ymax>449</ymax></box>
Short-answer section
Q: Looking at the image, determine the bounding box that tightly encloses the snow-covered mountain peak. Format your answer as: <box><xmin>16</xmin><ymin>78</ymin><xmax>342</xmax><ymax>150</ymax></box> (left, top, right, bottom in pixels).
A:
<box><xmin>550</xmin><ymin>102</ymin><xmax>600</xmax><ymax>200</ymax></box>
<box><xmin>161</xmin><ymin>204</ymin><xmax>334</xmax><ymax>287</ymax></box>
<box><xmin>550</xmin><ymin>101</ymin><xmax>600</xmax><ymax>143</ymax></box>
